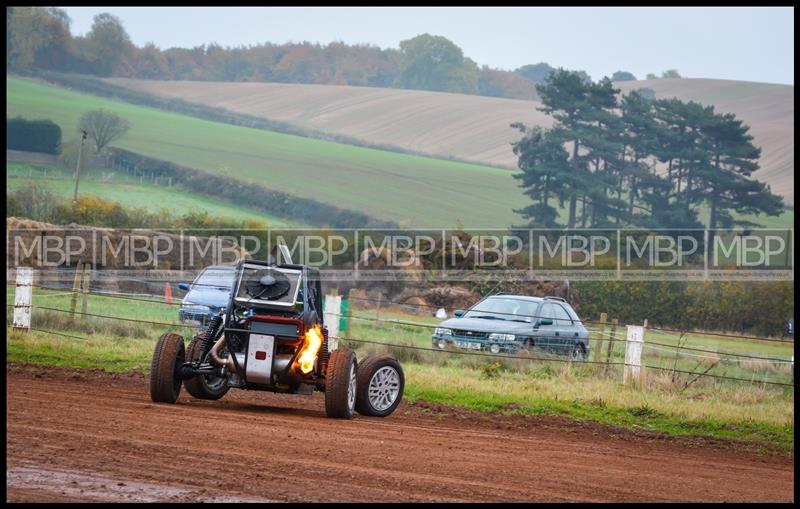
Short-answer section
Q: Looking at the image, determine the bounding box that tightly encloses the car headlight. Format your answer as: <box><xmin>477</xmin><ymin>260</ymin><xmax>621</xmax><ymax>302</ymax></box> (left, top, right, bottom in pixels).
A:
<box><xmin>489</xmin><ymin>333</ymin><xmax>515</xmax><ymax>342</ymax></box>
<box><xmin>182</xmin><ymin>304</ymin><xmax>212</xmax><ymax>315</ymax></box>
<box><xmin>435</xmin><ymin>328</ymin><xmax>452</xmax><ymax>336</ymax></box>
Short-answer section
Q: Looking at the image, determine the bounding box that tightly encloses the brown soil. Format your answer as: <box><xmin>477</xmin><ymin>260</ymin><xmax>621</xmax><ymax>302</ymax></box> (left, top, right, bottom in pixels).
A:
<box><xmin>6</xmin><ymin>362</ymin><xmax>794</xmax><ymax>502</ymax></box>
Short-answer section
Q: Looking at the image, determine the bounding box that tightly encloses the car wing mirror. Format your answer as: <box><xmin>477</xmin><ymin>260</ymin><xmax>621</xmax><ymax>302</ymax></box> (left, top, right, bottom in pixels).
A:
<box><xmin>178</xmin><ymin>283</ymin><xmax>190</xmax><ymax>291</ymax></box>
<box><xmin>536</xmin><ymin>318</ymin><xmax>553</xmax><ymax>327</ymax></box>
<box><xmin>454</xmin><ymin>309</ymin><xmax>465</xmax><ymax>318</ymax></box>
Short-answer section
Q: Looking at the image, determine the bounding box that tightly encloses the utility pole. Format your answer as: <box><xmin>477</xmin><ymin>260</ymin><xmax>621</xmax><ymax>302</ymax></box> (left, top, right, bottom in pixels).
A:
<box><xmin>73</xmin><ymin>129</ymin><xmax>88</xmax><ymax>205</ymax></box>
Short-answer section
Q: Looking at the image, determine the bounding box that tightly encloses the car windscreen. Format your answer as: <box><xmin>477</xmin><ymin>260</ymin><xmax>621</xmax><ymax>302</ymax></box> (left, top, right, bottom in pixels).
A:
<box><xmin>464</xmin><ymin>297</ymin><xmax>537</xmax><ymax>322</ymax></box>
<box><xmin>194</xmin><ymin>268</ymin><xmax>235</xmax><ymax>289</ymax></box>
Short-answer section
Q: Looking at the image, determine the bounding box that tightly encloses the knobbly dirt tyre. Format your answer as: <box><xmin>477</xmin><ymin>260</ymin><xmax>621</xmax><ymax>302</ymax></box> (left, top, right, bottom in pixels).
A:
<box><xmin>324</xmin><ymin>349</ymin><xmax>357</xmax><ymax>419</ymax></box>
<box><xmin>149</xmin><ymin>332</ymin><xmax>185</xmax><ymax>403</ymax></box>
<box><xmin>355</xmin><ymin>354</ymin><xmax>404</xmax><ymax>417</ymax></box>
<box><xmin>184</xmin><ymin>335</ymin><xmax>229</xmax><ymax>400</ymax></box>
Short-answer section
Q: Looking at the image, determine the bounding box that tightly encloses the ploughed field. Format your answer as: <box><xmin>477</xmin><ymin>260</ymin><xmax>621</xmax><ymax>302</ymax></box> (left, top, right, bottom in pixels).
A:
<box><xmin>109</xmin><ymin>77</ymin><xmax>794</xmax><ymax>206</ymax></box>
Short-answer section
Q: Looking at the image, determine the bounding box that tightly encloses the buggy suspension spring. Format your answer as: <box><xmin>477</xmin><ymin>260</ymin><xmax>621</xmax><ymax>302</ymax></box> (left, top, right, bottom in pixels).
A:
<box><xmin>200</xmin><ymin>315</ymin><xmax>223</xmax><ymax>355</ymax></box>
<box><xmin>319</xmin><ymin>327</ymin><xmax>331</xmax><ymax>374</ymax></box>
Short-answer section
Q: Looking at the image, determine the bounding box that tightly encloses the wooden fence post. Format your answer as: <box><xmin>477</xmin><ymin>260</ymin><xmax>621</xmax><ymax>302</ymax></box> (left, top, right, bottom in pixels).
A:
<box><xmin>592</xmin><ymin>312</ymin><xmax>607</xmax><ymax>364</ymax></box>
<box><xmin>604</xmin><ymin>318</ymin><xmax>618</xmax><ymax>373</ymax></box>
<box><xmin>12</xmin><ymin>267</ymin><xmax>33</xmax><ymax>332</ymax></box>
<box><xmin>69</xmin><ymin>263</ymin><xmax>82</xmax><ymax>319</ymax></box>
<box><xmin>623</xmin><ymin>324</ymin><xmax>645</xmax><ymax>387</ymax></box>
<box><xmin>323</xmin><ymin>294</ymin><xmax>342</xmax><ymax>352</ymax></box>
<box><xmin>640</xmin><ymin>319</ymin><xmax>648</xmax><ymax>387</ymax></box>
<box><xmin>80</xmin><ymin>263</ymin><xmax>91</xmax><ymax>315</ymax></box>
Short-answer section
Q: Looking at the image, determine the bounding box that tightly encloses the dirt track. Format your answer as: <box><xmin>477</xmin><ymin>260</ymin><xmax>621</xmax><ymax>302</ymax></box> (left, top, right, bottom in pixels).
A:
<box><xmin>6</xmin><ymin>363</ymin><xmax>794</xmax><ymax>502</ymax></box>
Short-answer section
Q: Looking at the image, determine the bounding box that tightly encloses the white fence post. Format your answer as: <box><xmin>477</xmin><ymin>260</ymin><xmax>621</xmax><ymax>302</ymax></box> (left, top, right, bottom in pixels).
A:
<box><xmin>324</xmin><ymin>294</ymin><xmax>342</xmax><ymax>352</ymax></box>
<box><xmin>13</xmin><ymin>267</ymin><xmax>33</xmax><ymax>332</ymax></box>
<box><xmin>623</xmin><ymin>325</ymin><xmax>644</xmax><ymax>387</ymax></box>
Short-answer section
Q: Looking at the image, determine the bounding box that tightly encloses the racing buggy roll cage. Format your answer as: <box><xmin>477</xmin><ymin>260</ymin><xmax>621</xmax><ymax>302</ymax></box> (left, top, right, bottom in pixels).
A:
<box><xmin>149</xmin><ymin>243</ymin><xmax>405</xmax><ymax>419</ymax></box>
<box><xmin>179</xmin><ymin>249</ymin><xmax>327</xmax><ymax>390</ymax></box>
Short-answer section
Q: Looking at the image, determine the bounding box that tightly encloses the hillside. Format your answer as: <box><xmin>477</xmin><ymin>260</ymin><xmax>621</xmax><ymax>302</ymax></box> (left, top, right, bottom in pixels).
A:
<box><xmin>6</xmin><ymin>161</ymin><xmax>298</xmax><ymax>227</ymax></box>
<box><xmin>7</xmin><ymin>76</ymin><xmax>531</xmax><ymax>228</ymax></box>
<box><xmin>109</xmin><ymin>77</ymin><xmax>794</xmax><ymax>206</ymax></box>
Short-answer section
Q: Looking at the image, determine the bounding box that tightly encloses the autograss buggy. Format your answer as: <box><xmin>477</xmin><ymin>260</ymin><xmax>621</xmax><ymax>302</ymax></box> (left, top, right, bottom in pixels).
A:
<box><xmin>149</xmin><ymin>253</ymin><xmax>404</xmax><ymax>419</ymax></box>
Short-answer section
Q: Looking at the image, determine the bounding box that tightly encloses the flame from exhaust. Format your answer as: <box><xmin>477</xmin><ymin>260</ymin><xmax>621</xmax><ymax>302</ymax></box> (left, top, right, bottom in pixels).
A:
<box><xmin>296</xmin><ymin>324</ymin><xmax>323</xmax><ymax>374</ymax></box>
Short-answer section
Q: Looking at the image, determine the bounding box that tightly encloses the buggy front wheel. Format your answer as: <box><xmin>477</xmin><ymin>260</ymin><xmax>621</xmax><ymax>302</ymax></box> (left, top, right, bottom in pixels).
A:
<box><xmin>356</xmin><ymin>354</ymin><xmax>404</xmax><ymax>417</ymax></box>
<box><xmin>324</xmin><ymin>349</ymin><xmax>357</xmax><ymax>419</ymax></box>
<box><xmin>184</xmin><ymin>335</ymin><xmax>229</xmax><ymax>400</ymax></box>
<box><xmin>149</xmin><ymin>332</ymin><xmax>185</xmax><ymax>403</ymax></box>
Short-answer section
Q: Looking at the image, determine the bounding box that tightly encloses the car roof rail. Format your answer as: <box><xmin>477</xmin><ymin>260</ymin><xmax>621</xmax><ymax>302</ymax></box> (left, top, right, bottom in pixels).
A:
<box><xmin>543</xmin><ymin>296</ymin><xmax>567</xmax><ymax>303</ymax></box>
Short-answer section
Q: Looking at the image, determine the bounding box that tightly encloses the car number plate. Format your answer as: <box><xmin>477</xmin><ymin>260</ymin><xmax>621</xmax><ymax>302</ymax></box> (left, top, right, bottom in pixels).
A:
<box><xmin>455</xmin><ymin>341</ymin><xmax>481</xmax><ymax>350</ymax></box>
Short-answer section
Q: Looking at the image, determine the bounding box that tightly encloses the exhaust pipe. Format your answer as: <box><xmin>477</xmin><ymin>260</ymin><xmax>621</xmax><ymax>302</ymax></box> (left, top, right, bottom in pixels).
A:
<box><xmin>206</xmin><ymin>314</ymin><xmax>236</xmax><ymax>370</ymax></box>
<box><xmin>209</xmin><ymin>336</ymin><xmax>235</xmax><ymax>370</ymax></box>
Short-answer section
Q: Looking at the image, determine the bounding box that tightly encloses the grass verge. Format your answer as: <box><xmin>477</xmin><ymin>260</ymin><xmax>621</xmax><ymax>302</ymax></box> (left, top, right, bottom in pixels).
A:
<box><xmin>399</xmin><ymin>362</ymin><xmax>793</xmax><ymax>452</ymax></box>
<box><xmin>6</xmin><ymin>321</ymin><xmax>793</xmax><ymax>453</ymax></box>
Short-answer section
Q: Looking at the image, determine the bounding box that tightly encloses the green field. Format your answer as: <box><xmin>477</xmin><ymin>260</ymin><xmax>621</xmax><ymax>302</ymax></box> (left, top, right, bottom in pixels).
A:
<box><xmin>7</xmin><ymin>76</ymin><xmax>793</xmax><ymax>229</ymax></box>
<box><xmin>7</xmin><ymin>161</ymin><xmax>298</xmax><ymax>227</ymax></box>
<box><xmin>7</xmin><ymin>76</ymin><xmax>532</xmax><ymax>228</ymax></box>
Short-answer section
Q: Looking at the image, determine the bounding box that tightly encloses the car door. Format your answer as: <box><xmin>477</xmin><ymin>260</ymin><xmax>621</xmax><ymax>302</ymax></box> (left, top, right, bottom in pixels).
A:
<box><xmin>534</xmin><ymin>302</ymin><xmax>558</xmax><ymax>353</ymax></box>
<box><xmin>552</xmin><ymin>303</ymin><xmax>576</xmax><ymax>354</ymax></box>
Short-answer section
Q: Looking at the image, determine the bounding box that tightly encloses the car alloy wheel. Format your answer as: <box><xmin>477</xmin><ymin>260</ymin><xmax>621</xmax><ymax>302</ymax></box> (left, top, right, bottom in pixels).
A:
<box><xmin>347</xmin><ymin>362</ymin><xmax>357</xmax><ymax>412</ymax></box>
<box><xmin>367</xmin><ymin>366</ymin><xmax>401</xmax><ymax>412</ymax></box>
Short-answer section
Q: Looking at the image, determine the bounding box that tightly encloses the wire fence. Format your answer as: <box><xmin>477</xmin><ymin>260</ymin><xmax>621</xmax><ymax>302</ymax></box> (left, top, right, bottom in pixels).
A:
<box><xmin>6</xmin><ymin>290</ymin><xmax>794</xmax><ymax>387</ymax></box>
<box><xmin>10</xmin><ymin>285</ymin><xmax>794</xmax><ymax>364</ymax></box>
<box><xmin>9</xmin><ymin>268</ymin><xmax>793</xmax><ymax>342</ymax></box>
<box><xmin>9</xmin><ymin>282</ymin><xmax>794</xmax><ymax>354</ymax></box>
<box><xmin>13</xmin><ymin>281</ymin><xmax>793</xmax><ymax>342</ymax></box>
<box><xmin>14</xmin><ymin>320</ymin><xmax>793</xmax><ymax>387</ymax></box>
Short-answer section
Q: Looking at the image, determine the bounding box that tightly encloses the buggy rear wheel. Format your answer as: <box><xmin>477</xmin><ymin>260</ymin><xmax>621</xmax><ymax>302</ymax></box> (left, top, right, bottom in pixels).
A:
<box><xmin>324</xmin><ymin>349</ymin><xmax>357</xmax><ymax>419</ymax></box>
<box><xmin>184</xmin><ymin>335</ymin><xmax>229</xmax><ymax>400</ymax></box>
<box><xmin>355</xmin><ymin>354</ymin><xmax>404</xmax><ymax>417</ymax></box>
<box><xmin>149</xmin><ymin>332</ymin><xmax>185</xmax><ymax>403</ymax></box>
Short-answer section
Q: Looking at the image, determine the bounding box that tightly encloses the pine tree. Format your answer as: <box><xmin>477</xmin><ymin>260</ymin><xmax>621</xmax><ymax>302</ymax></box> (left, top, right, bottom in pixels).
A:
<box><xmin>510</xmin><ymin>124</ymin><xmax>570</xmax><ymax>228</ymax></box>
<box><xmin>619</xmin><ymin>90</ymin><xmax>664</xmax><ymax>226</ymax></box>
<box><xmin>699</xmin><ymin>111</ymin><xmax>783</xmax><ymax>230</ymax></box>
<box><xmin>535</xmin><ymin>69</ymin><xmax>623</xmax><ymax>229</ymax></box>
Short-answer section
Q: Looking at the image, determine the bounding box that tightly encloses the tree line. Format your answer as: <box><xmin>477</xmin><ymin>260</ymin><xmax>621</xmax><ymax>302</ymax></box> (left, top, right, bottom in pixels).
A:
<box><xmin>572</xmin><ymin>280</ymin><xmax>793</xmax><ymax>338</ymax></box>
<box><xmin>511</xmin><ymin>69</ymin><xmax>784</xmax><ymax>231</ymax></box>
<box><xmin>8</xmin><ymin>7</ymin><xmax>653</xmax><ymax>101</ymax></box>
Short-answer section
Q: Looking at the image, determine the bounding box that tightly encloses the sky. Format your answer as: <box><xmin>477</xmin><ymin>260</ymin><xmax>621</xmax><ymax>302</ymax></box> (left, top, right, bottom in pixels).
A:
<box><xmin>62</xmin><ymin>6</ymin><xmax>794</xmax><ymax>85</ymax></box>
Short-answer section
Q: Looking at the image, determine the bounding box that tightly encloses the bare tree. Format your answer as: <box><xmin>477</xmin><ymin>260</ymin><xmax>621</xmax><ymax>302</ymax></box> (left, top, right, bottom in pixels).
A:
<box><xmin>79</xmin><ymin>109</ymin><xmax>131</xmax><ymax>153</ymax></box>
